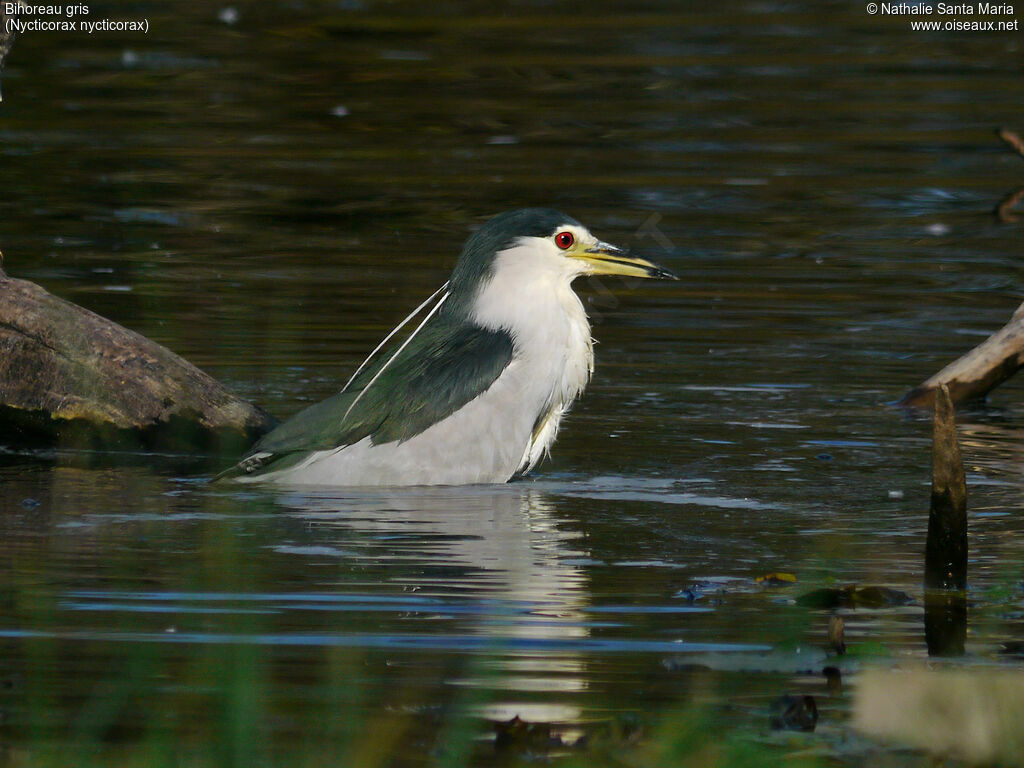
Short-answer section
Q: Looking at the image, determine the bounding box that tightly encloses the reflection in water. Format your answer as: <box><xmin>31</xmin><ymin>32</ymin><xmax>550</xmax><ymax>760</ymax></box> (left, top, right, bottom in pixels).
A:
<box><xmin>924</xmin><ymin>591</ymin><xmax>967</xmax><ymax>657</ymax></box>
<box><xmin>278</xmin><ymin>484</ymin><xmax>591</xmax><ymax>723</ymax></box>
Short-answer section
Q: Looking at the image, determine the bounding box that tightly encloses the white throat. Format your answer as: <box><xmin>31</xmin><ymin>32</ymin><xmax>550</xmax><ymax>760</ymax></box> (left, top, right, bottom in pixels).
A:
<box><xmin>470</xmin><ymin>241</ymin><xmax>592</xmax><ymax>366</ymax></box>
<box><xmin>468</xmin><ymin>240</ymin><xmax>596</xmax><ymax>471</ymax></box>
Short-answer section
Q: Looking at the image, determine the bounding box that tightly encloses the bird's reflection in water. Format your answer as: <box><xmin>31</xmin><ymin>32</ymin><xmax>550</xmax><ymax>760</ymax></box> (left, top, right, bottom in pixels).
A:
<box><xmin>279</xmin><ymin>483</ymin><xmax>589</xmax><ymax>724</ymax></box>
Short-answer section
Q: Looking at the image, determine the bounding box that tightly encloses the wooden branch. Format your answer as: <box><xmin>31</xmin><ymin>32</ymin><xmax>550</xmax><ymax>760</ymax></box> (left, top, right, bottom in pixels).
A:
<box><xmin>907</xmin><ymin>130</ymin><xmax>1024</xmax><ymax>404</ymax></box>
<box><xmin>998</xmin><ymin>127</ymin><xmax>1024</xmax><ymax>160</ymax></box>
<box><xmin>0</xmin><ymin>260</ymin><xmax>275</xmax><ymax>453</ymax></box>
<box><xmin>996</xmin><ymin>186</ymin><xmax>1024</xmax><ymax>223</ymax></box>
<box><xmin>899</xmin><ymin>301</ymin><xmax>1024</xmax><ymax>408</ymax></box>
<box><xmin>995</xmin><ymin>129</ymin><xmax>1024</xmax><ymax>222</ymax></box>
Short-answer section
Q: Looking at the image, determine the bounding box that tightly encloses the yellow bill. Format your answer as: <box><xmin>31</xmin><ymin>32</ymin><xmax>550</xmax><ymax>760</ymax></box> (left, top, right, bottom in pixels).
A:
<box><xmin>569</xmin><ymin>241</ymin><xmax>677</xmax><ymax>279</ymax></box>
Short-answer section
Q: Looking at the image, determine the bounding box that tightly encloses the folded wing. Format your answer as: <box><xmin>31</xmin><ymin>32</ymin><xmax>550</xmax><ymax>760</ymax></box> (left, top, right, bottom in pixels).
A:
<box><xmin>217</xmin><ymin>318</ymin><xmax>515</xmax><ymax>480</ymax></box>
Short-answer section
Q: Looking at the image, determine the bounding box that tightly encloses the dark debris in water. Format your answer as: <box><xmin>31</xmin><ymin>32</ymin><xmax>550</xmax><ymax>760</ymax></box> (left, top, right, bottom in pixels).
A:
<box><xmin>673</xmin><ymin>587</ymin><xmax>702</xmax><ymax>603</ymax></box>
<box><xmin>999</xmin><ymin>641</ymin><xmax>1024</xmax><ymax>658</ymax></box>
<box><xmin>823</xmin><ymin>666</ymin><xmax>843</xmax><ymax>696</ymax></box>
<box><xmin>663</xmin><ymin>647</ymin><xmax>829</xmax><ymax>675</ymax></box>
<box><xmin>769</xmin><ymin>694</ymin><xmax>818</xmax><ymax>732</ymax></box>
<box><xmin>491</xmin><ymin>714</ymin><xmax>654</xmax><ymax>762</ymax></box>
<box><xmin>796</xmin><ymin>585</ymin><xmax>915</xmax><ymax>610</ymax></box>
<box><xmin>672</xmin><ymin>580</ymin><xmax>731</xmax><ymax>605</ymax></box>
<box><xmin>493</xmin><ymin>715</ymin><xmax>565</xmax><ymax>755</ymax></box>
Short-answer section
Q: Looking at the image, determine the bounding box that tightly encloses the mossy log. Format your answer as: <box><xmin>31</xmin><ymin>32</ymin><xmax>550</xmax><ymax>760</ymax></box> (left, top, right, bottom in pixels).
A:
<box><xmin>900</xmin><ymin>301</ymin><xmax>1024</xmax><ymax>409</ymax></box>
<box><xmin>0</xmin><ymin>261</ymin><xmax>274</xmax><ymax>454</ymax></box>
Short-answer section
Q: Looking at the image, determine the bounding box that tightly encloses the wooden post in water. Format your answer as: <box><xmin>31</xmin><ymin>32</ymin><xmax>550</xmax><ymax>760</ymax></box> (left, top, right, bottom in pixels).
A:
<box><xmin>923</xmin><ymin>384</ymin><xmax>968</xmax><ymax>656</ymax></box>
<box><xmin>925</xmin><ymin>384</ymin><xmax>967</xmax><ymax>589</ymax></box>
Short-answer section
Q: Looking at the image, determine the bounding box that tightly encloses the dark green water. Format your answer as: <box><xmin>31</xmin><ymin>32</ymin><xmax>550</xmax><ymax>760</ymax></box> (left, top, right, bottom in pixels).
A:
<box><xmin>1</xmin><ymin>1</ymin><xmax>1023</xmax><ymax>765</ymax></box>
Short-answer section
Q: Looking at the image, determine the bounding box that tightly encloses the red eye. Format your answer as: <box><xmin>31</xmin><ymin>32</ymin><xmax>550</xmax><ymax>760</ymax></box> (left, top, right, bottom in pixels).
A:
<box><xmin>555</xmin><ymin>231</ymin><xmax>574</xmax><ymax>250</ymax></box>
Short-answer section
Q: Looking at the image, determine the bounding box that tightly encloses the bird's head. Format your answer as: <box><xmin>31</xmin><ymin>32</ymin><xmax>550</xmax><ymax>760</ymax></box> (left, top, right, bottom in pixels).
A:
<box><xmin>448</xmin><ymin>209</ymin><xmax>677</xmax><ymax>307</ymax></box>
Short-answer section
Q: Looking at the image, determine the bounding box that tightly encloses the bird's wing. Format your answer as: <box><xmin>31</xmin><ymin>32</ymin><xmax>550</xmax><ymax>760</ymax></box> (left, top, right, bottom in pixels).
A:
<box><xmin>216</xmin><ymin>319</ymin><xmax>515</xmax><ymax>480</ymax></box>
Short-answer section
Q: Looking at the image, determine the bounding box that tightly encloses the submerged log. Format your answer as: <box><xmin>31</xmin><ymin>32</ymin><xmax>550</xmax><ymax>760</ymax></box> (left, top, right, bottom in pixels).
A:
<box><xmin>0</xmin><ymin>260</ymin><xmax>274</xmax><ymax>454</ymax></box>
<box><xmin>1000</xmin><ymin>127</ymin><xmax>1024</xmax><ymax>158</ymax></box>
<box><xmin>900</xmin><ymin>301</ymin><xmax>1024</xmax><ymax>408</ymax></box>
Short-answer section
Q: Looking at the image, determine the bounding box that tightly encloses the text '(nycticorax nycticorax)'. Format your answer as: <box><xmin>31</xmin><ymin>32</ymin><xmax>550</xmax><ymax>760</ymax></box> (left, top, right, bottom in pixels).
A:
<box><xmin>219</xmin><ymin>208</ymin><xmax>676</xmax><ymax>486</ymax></box>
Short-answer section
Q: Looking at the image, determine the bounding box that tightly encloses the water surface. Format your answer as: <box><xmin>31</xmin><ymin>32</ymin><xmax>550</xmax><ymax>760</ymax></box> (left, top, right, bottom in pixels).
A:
<box><xmin>1</xmin><ymin>1</ymin><xmax>1023</xmax><ymax>765</ymax></box>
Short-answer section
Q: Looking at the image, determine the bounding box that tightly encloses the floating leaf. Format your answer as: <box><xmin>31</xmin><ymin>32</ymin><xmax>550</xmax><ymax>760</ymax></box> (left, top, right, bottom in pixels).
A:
<box><xmin>756</xmin><ymin>572</ymin><xmax>797</xmax><ymax>585</ymax></box>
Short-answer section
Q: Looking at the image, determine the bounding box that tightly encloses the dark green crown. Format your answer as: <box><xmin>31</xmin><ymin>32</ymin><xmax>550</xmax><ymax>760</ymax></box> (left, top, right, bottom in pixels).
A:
<box><xmin>446</xmin><ymin>208</ymin><xmax>582</xmax><ymax>314</ymax></box>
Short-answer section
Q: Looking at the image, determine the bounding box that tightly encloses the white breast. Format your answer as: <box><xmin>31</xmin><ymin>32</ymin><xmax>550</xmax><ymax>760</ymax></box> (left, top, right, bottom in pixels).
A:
<box><xmin>469</xmin><ymin>242</ymin><xmax>595</xmax><ymax>474</ymax></box>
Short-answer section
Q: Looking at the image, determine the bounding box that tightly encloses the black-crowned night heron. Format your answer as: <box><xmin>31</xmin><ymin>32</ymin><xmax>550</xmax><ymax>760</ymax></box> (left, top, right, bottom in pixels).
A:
<box><xmin>221</xmin><ymin>208</ymin><xmax>676</xmax><ymax>486</ymax></box>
